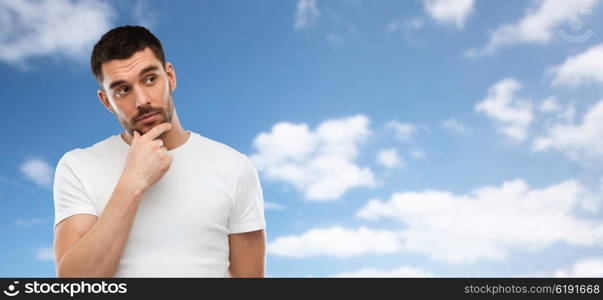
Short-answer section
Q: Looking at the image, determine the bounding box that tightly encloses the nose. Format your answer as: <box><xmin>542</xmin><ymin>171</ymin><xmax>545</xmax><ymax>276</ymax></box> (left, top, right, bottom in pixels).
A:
<box><xmin>133</xmin><ymin>85</ymin><xmax>151</xmax><ymax>108</ymax></box>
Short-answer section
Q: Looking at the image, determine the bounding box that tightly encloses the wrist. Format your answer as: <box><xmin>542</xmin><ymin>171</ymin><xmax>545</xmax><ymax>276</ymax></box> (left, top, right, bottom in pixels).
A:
<box><xmin>117</xmin><ymin>175</ymin><xmax>146</xmax><ymax>198</ymax></box>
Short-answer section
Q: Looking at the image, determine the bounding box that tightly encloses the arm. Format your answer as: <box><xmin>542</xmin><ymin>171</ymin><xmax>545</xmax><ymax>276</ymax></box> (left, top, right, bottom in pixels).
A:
<box><xmin>228</xmin><ymin>229</ymin><xmax>266</xmax><ymax>277</ymax></box>
<box><xmin>54</xmin><ymin>123</ymin><xmax>173</xmax><ymax>277</ymax></box>
<box><xmin>54</xmin><ymin>180</ymin><xmax>143</xmax><ymax>277</ymax></box>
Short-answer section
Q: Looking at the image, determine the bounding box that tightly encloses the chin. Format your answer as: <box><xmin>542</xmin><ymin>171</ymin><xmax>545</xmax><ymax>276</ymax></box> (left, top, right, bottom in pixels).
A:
<box><xmin>135</xmin><ymin>121</ymin><xmax>168</xmax><ymax>133</ymax></box>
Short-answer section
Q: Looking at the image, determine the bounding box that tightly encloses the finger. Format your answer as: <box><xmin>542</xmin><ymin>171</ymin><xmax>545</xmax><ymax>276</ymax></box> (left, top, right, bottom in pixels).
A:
<box><xmin>154</xmin><ymin>139</ymin><xmax>164</xmax><ymax>147</ymax></box>
<box><xmin>143</xmin><ymin>122</ymin><xmax>172</xmax><ymax>140</ymax></box>
<box><xmin>133</xmin><ymin>129</ymin><xmax>141</xmax><ymax>138</ymax></box>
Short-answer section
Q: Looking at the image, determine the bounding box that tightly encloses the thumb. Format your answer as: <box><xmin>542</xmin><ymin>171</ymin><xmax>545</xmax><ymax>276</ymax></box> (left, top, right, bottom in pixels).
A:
<box><xmin>132</xmin><ymin>130</ymin><xmax>141</xmax><ymax>139</ymax></box>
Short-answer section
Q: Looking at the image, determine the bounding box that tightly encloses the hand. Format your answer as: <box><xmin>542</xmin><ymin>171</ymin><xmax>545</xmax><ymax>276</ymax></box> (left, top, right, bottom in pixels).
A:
<box><xmin>121</xmin><ymin>123</ymin><xmax>173</xmax><ymax>193</ymax></box>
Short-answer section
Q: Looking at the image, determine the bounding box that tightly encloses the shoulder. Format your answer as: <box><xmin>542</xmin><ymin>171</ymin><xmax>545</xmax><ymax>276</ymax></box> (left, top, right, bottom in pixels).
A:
<box><xmin>58</xmin><ymin>135</ymin><xmax>121</xmax><ymax>167</ymax></box>
<box><xmin>191</xmin><ymin>132</ymin><xmax>248</xmax><ymax>164</ymax></box>
<box><xmin>188</xmin><ymin>132</ymin><xmax>260</xmax><ymax>182</ymax></box>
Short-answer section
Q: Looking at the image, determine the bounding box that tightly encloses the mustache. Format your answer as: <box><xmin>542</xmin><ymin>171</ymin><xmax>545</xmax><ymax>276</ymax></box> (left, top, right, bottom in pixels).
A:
<box><xmin>133</xmin><ymin>106</ymin><xmax>163</xmax><ymax>122</ymax></box>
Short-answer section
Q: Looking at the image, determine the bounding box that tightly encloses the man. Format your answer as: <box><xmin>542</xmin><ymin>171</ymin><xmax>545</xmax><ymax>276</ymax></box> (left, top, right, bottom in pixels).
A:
<box><xmin>52</xmin><ymin>26</ymin><xmax>266</xmax><ymax>277</ymax></box>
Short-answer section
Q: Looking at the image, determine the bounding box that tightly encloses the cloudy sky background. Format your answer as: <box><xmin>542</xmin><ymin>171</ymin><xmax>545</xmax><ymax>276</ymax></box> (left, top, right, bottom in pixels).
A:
<box><xmin>1</xmin><ymin>0</ymin><xmax>603</xmax><ymax>277</ymax></box>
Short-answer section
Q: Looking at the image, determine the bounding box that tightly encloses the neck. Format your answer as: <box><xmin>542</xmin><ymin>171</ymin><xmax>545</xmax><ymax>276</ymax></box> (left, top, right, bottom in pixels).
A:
<box><xmin>121</xmin><ymin>110</ymin><xmax>190</xmax><ymax>150</ymax></box>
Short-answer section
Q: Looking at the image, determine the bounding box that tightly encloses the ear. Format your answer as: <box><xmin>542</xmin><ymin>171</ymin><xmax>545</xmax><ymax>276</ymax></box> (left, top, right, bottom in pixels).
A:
<box><xmin>97</xmin><ymin>89</ymin><xmax>114</xmax><ymax>114</ymax></box>
<box><xmin>165</xmin><ymin>62</ymin><xmax>177</xmax><ymax>92</ymax></box>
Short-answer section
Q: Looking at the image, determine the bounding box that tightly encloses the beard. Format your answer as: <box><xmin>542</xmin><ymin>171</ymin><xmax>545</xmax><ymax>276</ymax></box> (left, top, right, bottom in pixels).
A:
<box><xmin>117</xmin><ymin>90</ymin><xmax>175</xmax><ymax>138</ymax></box>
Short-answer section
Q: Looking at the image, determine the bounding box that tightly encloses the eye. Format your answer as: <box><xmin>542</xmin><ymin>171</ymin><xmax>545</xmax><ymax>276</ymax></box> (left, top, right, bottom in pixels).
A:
<box><xmin>115</xmin><ymin>86</ymin><xmax>130</xmax><ymax>98</ymax></box>
<box><xmin>144</xmin><ymin>76</ymin><xmax>156</xmax><ymax>85</ymax></box>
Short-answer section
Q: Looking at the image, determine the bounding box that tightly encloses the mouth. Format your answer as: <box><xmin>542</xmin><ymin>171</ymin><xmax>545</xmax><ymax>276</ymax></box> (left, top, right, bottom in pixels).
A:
<box><xmin>136</xmin><ymin>112</ymin><xmax>159</xmax><ymax>123</ymax></box>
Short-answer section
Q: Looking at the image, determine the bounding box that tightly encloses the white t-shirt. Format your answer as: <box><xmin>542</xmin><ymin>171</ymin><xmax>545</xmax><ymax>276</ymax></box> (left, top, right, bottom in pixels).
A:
<box><xmin>53</xmin><ymin>131</ymin><xmax>266</xmax><ymax>277</ymax></box>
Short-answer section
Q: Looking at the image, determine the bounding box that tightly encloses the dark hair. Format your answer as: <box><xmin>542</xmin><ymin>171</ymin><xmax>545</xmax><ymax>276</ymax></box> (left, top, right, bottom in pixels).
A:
<box><xmin>90</xmin><ymin>25</ymin><xmax>166</xmax><ymax>83</ymax></box>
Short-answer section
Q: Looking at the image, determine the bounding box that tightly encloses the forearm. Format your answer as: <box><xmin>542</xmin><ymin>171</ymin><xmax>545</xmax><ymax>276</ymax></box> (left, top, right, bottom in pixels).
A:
<box><xmin>228</xmin><ymin>230</ymin><xmax>266</xmax><ymax>278</ymax></box>
<box><xmin>229</xmin><ymin>262</ymin><xmax>265</xmax><ymax>278</ymax></box>
<box><xmin>57</xmin><ymin>178</ymin><xmax>144</xmax><ymax>277</ymax></box>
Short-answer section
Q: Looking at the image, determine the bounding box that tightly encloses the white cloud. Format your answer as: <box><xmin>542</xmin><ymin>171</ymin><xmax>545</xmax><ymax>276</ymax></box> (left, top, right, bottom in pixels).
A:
<box><xmin>423</xmin><ymin>0</ymin><xmax>475</xmax><ymax>29</ymax></box>
<box><xmin>36</xmin><ymin>247</ymin><xmax>54</xmax><ymax>261</ymax></box>
<box><xmin>0</xmin><ymin>0</ymin><xmax>114</xmax><ymax>68</ymax></box>
<box><xmin>410</xmin><ymin>149</ymin><xmax>425</xmax><ymax>160</ymax></box>
<box><xmin>386</xmin><ymin>121</ymin><xmax>419</xmax><ymax>142</ymax></box>
<box><xmin>251</xmin><ymin>115</ymin><xmax>375</xmax><ymax>201</ymax></box>
<box><xmin>386</xmin><ymin>17</ymin><xmax>424</xmax><ymax>33</ymax></box>
<box><xmin>549</xmin><ymin>100</ymin><xmax>578</xmax><ymax>124</ymax></box>
<box><xmin>268</xmin><ymin>226</ymin><xmax>402</xmax><ymax>258</ymax></box>
<box><xmin>294</xmin><ymin>0</ymin><xmax>320</xmax><ymax>30</ymax></box>
<box><xmin>533</xmin><ymin>100</ymin><xmax>603</xmax><ymax>163</ymax></box>
<box><xmin>539</xmin><ymin>96</ymin><xmax>561</xmax><ymax>113</ymax></box>
<box><xmin>377</xmin><ymin>149</ymin><xmax>404</xmax><ymax>169</ymax></box>
<box><xmin>475</xmin><ymin>78</ymin><xmax>533</xmax><ymax>141</ymax></box>
<box><xmin>334</xmin><ymin>265</ymin><xmax>432</xmax><ymax>277</ymax></box>
<box><xmin>441</xmin><ymin>117</ymin><xmax>467</xmax><ymax>133</ymax></box>
<box><xmin>264</xmin><ymin>202</ymin><xmax>285</xmax><ymax>211</ymax></box>
<box><xmin>550</xmin><ymin>43</ymin><xmax>603</xmax><ymax>87</ymax></box>
<box><xmin>467</xmin><ymin>0</ymin><xmax>597</xmax><ymax>56</ymax></box>
<box><xmin>15</xmin><ymin>217</ymin><xmax>47</xmax><ymax>227</ymax></box>
<box><xmin>357</xmin><ymin>179</ymin><xmax>603</xmax><ymax>264</ymax></box>
<box><xmin>19</xmin><ymin>158</ymin><xmax>53</xmax><ymax>187</ymax></box>
<box><xmin>553</xmin><ymin>257</ymin><xmax>603</xmax><ymax>277</ymax></box>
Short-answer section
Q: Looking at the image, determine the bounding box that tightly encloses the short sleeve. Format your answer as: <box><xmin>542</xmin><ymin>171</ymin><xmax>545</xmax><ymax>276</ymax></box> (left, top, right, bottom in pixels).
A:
<box><xmin>53</xmin><ymin>151</ymin><xmax>98</xmax><ymax>233</ymax></box>
<box><xmin>228</xmin><ymin>156</ymin><xmax>266</xmax><ymax>234</ymax></box>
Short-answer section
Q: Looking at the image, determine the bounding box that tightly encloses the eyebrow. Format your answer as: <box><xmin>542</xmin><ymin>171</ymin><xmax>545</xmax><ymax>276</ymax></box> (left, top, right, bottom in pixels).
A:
<box><xmin>108</xmin><ymin>65</ymin><xmax>160</xmax><ymax>90</ymax></box>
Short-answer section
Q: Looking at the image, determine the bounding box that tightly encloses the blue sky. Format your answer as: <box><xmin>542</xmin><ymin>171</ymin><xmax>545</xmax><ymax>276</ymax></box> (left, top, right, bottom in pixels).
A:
<box><xmin>2</xmin><ymin>0</ymin><xmax>603</xmax><ymax>277</ymax></box>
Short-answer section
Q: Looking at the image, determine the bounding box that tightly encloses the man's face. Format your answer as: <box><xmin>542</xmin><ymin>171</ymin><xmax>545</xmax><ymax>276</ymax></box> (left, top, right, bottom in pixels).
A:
<box><xmin>98</xmin><ymin>47</ymin><xmax>176</xmax><ymax>136</ymax></box>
